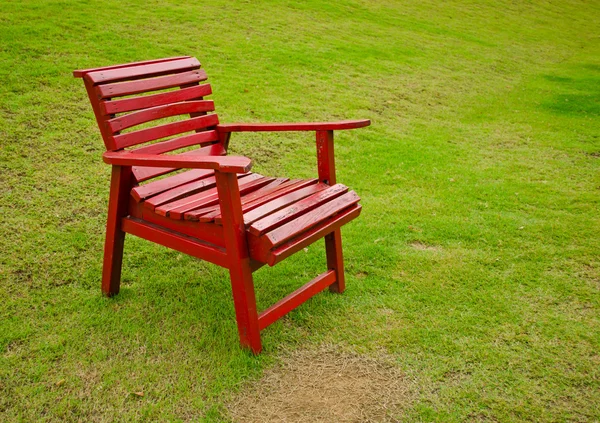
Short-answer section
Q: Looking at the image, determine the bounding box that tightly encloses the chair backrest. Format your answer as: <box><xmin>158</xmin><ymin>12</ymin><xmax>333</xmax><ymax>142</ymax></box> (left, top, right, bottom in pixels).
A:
<box><xmin>74</xmin><ymin>56</ymin><xmax>224</xmax><ymax>182</ymax></box>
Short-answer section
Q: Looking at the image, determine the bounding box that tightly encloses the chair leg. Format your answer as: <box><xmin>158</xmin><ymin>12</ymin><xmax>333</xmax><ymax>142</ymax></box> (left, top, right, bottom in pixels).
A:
<box><xmin>216</xmin><ymin>171</ymin><xmax>262</xmax><ymax>353</ymax></box>
<box><xmin>228</xmin><ymin>259</ymin><xmax>262</xmax><ymax>354</ymax></box>
<box><xmin>326</xmin><ymin>229</ymin><xmax>346</xmax><ymax>293</ymax></box>
<box><xmin>101</xmin><ymin>165</ymin><xmax>132</xmax><ymax>297</ymax></box>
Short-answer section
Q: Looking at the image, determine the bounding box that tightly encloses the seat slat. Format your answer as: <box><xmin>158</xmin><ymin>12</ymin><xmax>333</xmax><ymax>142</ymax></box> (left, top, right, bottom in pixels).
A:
<box><xmin>265</xmin><ymin>205</ymin><xmax>362</xmax><ymax>266</ymax></box>
<box><xmin>86</xmin><ymin>57</ymin><xmax>200</xmax><ymax>84</ymax></box>
<box><xmin>214</xmin><ymin>179</ymin><xmax>319</xmax><ymax>225</ymax></box>
<box><xmin>144</xmin><ymin>172</ymin><xmax>252</xmax><ymax>211</ymax></box>
<box><xmin>113</xmin><ymin>113</ymin><xmax>219</xmax><ymax>149</ymax></box>
<box><xmin>261</xmin><ymin>191</ymin><xmax>360</xmax><ymax>249</ymax></box>
<box><xmin>157</xmin><ymin>174</ymin><xmax>265</xmax><ymax>219</ymax></box>
<box><xmin>143</xmin><ymin>176</ymin><xmax>217</xmax><ymax>210</ymax></box>
<box><xmin>248</xmin><ymin>184</ymin><xmax>349</xmax><ymax>236</ymax></box>
<box><xmin>131</xmin><ymin>169</ymin><xmax>214</xmax><ymax>202</ymax></box>
<box><xmin>243</xmin><ymin>183</ymin><xmax>329</xmax><ymax>227</ymax></box>
<box><xmin>131</xmin><ymin>130</ymin><xmax>219</xmax><ymax>155</ymax></box>
<box><xmin>198</xmin><ymin>178</ymin><xmax>290</xmax><ymax>223</ymax></box>
<box><xmin>179</xmin><ymin>176</ymin><xmax>277</xmax><ymax>221</ymax></box>
<box><xmin>101</xmin><ymin>83</ymin><xmax>212</xmax><ymax>115</ymax></box>
<box><xmin>96</xmin><ymin>69</ymin><xmax>208</xmax><ymax>99</ymax></box>
<box><xmin>108</xmin><ymin>101</ymin><xmax>215</xmax><ymax>132</ymax></box>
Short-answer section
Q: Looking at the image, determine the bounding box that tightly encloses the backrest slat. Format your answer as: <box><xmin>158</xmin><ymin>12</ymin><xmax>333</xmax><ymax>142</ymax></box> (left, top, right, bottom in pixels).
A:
<box><xmin>131</xmin><ymin>130</ymin><xmax>219</xmax><ymax>155</ymax></box>
<box><xmin>73</xmin><ymin>56</ymin><xmax>191</xmax><ymax>78</ymax></box>
<box><xmin>133</xmin><ymin>143</ymin><xmax>227</xmax><ymax>182</ymax></box>
<box><xmin>75</xmin><ymin>56</ymin><xmax>223</xmax><ymax>184</ymax></box>
<box><xmin>100</xmin><ymin>83</ymin><xmax>212</xmax><ymax>115</ymax></box>
<box><xmin>113</xmin><ymin>113</ymin><xmax>219</xmax><ymax>149</ymax></box>
<box><xmin>107</xmin><ymin>100</ymin><xmax>215</xmax><ymax>132</ymax></box>
<box><xmin>84</xmin><ymin>57</ymin><xmax>200</xmax><ymax>84</ymax></box>
<box><xmin>96</xmin><ymin>69</ymin><xmax>207</xmax><ymax>99</ymax></box>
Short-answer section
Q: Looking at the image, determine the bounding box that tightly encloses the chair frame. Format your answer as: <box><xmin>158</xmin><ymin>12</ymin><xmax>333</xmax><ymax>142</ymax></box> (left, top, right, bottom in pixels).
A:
<box><xmin>74</xmin><ymin>56</ymin><xmax>369</xmax><ymax>353</ymax></box>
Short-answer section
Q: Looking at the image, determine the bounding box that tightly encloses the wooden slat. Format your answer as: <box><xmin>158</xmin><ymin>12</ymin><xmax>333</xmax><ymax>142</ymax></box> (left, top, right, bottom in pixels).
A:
<box><xmin>107</xmin><ymin>101</ymin><xmax>215</xmax><ymax>132</ymax></box>
<box><xmin>97</xmin><ymin>69</ymin><xmax>207</xmax><ymax>99</ymax></box>
<box><xmin>214</xmin><ymin>179</ymin><xmax>319</xmax><ymax>225</ymax></box>
<box><xmin>131</xmin><ymin>130</ymin><xmax>219</xmax><ymax>155</ymax></box>
<box><xmin>180</xmin><ymin>176</ymin><xmax>278</xmax><ymax>221</ymax></box>
<box><xmin>132</xmin><ymin>143</ymin><xmax>226</xmax><ymax>182</ymax></box>
<box><xmin>144</xmin><ymin>176</ymin><xmax>216</xmax><ymax>211</ymax></box>
<box><xmin>101</xmin><ymin>83</ymin><xmax>212</xmax><ymax>115</ymax></box>
<box><xmin>114</xmin><ymin>113</ymin><xmax>219</xmax><ymax>149</ymax></box>
<box><xmin>121</xmin><ymin>217</ymin><xmax>228</xmax><ymax>268</ymax></box>
<box><xmin>74</xmin><ymin>56</ymin><xmax>191</xmax><ymax>78</ymax></box>
<box><xmin>243</xmin><ymin>183</ymin><xmax>329</xmax><ymax>226</ymax></box>
<box><xmin>258</xmin><ymin>270</ymin><xmax>336</xmax><ymax>330</ymax></box>
<box><xmin>180</xmin><ymin>176</ymin><xmax>278</xmax><ymax>222</ymax></box>
<box><xmin>200</xmin><ymin>178</ymin><xmax>290</xmax><ymax>223</ymax></box>
<box><xmin>131</xmin><ymin>169</ymin><xmax>214</xmax><ymax>202</ymax></box>
<box><xmin>155</xmin><ymin>173</ymin><xmax>264</xmax><ymax>216</ymax></box>
<box><xmin>144</xmin><ymin>172</ymin><xmax>252</xmax><ymax>211</ymax></box>
<box><xmin>265</xmin><ymin>205</ymin><xmax>362</xmax><ymax>266</ymax></box>
<box><xmin>260</xmin><ymin>191</ymin><xmax>360</xmax><ymax>249</ymax></box>
<box><xmin>217</xmin><ymin>119</ymin><xmax>371</xmax><ymax>132</ymax></box>
<box><xmin>248</xmin><ymin>184</ymin><xmax>349</xmax><ymax>236</ymax></box>
<box><xmin>86</xmin><ymin>57</ymin><xmax>200</xmax><ymax>84</ymax></box>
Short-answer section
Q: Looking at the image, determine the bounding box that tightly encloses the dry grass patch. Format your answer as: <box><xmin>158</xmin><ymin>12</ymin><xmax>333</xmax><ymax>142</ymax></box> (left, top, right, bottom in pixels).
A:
<box><xmin>227</xmin><ymin>345</ymin><xmax>412</xmax><ymax>423</ymax></box>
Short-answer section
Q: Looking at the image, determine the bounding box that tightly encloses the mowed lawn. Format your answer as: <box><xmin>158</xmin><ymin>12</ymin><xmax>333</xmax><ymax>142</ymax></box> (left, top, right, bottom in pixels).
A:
<box><xmin>1</xmin><ymin>0</ymin><xmax>599</xmax><ymax>421</ymax></box>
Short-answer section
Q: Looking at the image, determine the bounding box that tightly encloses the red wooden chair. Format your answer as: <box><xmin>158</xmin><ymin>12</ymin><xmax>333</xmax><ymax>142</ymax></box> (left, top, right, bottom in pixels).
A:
<box><xmin>73</xmin><ymin>56</ymin><xmax>369</xmax><ymax>353</ymax></box>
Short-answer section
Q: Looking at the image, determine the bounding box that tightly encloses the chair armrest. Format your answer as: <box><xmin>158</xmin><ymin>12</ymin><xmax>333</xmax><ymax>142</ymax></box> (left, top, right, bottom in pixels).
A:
<box><xmin>216</xmin><ymin>119</ymin><xmax>370</xmax><ymax>133</ymax></box>
<box><xmin>102</xmin><ymin>151</ymin><xmax>252</xmax><ymax>173</ymax></box>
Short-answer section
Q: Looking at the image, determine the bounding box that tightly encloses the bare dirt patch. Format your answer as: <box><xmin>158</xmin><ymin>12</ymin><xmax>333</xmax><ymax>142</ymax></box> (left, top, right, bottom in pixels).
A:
<box><xmin>227</xmin><ymin>345</ymin><xmax>412</xmax><ymax>423</ymax></box>
<box><xmin>409</xmin><ymin>241</ymin><xmax>440</xmax><ymax>251</ymax></box>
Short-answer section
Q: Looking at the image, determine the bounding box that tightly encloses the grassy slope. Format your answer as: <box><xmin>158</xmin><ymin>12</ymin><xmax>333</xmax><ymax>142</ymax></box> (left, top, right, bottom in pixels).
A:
<box><xmin>1</xmin><ymin>0</ymin><xmax>599</xmax><ymax>421</ymax></box>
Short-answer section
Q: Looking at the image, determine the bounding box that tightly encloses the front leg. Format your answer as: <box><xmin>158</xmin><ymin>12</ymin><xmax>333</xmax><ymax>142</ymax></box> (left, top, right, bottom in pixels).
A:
<box><xmin>215</xmin><ymin>171</ymin><xmax>262</xmax><ymax>353</ymax></box>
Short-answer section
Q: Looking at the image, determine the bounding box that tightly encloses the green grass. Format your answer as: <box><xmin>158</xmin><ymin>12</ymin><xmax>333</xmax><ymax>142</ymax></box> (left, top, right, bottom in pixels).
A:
<box><xmin>1</xmin><ymin>0</ymin><xmax>599</xmax><ymax>421</ymax></box>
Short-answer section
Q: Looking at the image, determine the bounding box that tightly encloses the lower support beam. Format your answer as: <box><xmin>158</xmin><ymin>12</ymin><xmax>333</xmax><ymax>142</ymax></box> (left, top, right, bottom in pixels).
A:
<box><xmin>258</xmin><ymin>270</ymin><xmax>336</xmax><ymax>330</ymax></box>
<box><xmin>122</xmin><ymin>217</ymin><xmax>228</xmax><ymax>268</ymax></box>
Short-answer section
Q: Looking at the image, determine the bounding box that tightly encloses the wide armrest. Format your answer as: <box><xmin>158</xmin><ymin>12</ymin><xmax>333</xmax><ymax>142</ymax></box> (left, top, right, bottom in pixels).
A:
<box><xmin>217</xmin><ymin>119</ymin><xmax>370</xmax><ymax>133</ymax></box>
<box><xmin>103</xmin><ymin>151</ymin><xmax>252</xmax><ymax>173</ymax></box>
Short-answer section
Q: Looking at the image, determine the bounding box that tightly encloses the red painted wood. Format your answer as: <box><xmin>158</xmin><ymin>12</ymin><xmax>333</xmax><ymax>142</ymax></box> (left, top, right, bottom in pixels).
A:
<box><xmin>103</xmin><ymin>150</ymin><xmax>251</xmax><ymax>174</ymax></box>
<box><xmin>131</xmin><ymin>130</ymin><xmax>219</xmax><ymax>155</ymax></box>
<box><xmin>252</xmin><ymin>205</ymin><xmax>362</xmax><ymax>266</ymax></box>
<box><xmin>107</xmin><ymin>101</ymin><xmax>215</xmax><ymax>132</ymax></box>
<box><xmin>122</xmin><ymin>218</ymin><xmax>228</xmax><ymax>267</ymax></box>
<box><xmin>215</xmin><ymin>172</ymin><xmax>262</xmax><ymax>353</ymax></box>
<box><xmin>113</xmin><ymin>113</ymin><xmax>219</xmax><ymax>149</ymax></box>
<box><xmin>96</xmin><ymin>69</ymin><xmax>207</xmax><ymax>99</ymax></box>
<box><xmin>316</xmin><ymin>130</ymin><xmax>336</xmax><ymax>184</ymax></box>
<box><xmin>243</xmin><ymin>182</ymin><xmax>329</xmax><ymax>226</ymax></box>
<box><xmin>258</xmin><ymin>270</ymin><xmax>336</xmax><ymax>330</ymax></box>
<box><xmin>131</xmin><ymin>141</ymin><xmax>225</xmax><ymax>182</ymax></box>
<box><xmin>73</xmin><ymin>56</ymin><xmax>191</xmax><ymax>78</ymax></box>
<box><xmin>131</xmin><ymin>169</ymin><xmax>213</xmax><ymax>202</ymax></box>
<box><xmin>248</xmin><ymin>183</ymin><xmax>349</xmax><ymax>236</ymax></box>
<box><xmin>213</xmin><ymin>179</ymin><xmax>319</xmax><ymax>225</ymax></box>
<box><xmin>101</xmin><ymin>83</ymin><xmax>212</xmax><ymax>115</ymax></box>
<box><xmin>142</xmin><ymin>169</ymin><xmax>247</xmax><ymax>211</ymax></box>
<box><xmin>325</xmin><ymin>229</ymin><xmax>345</xmax><ymax>293</ymax></box>
<box><xmin>261</xmin><ymin>191</ymin><xmax>360</xmax><ymax>249</ymax></box>
<box><xmin>82</xmin><ymin>78</ymin><xmax>118</xmax><ymax>150</ymax></box>
<box><xmin>181</xmin><ymin>176</ymin><xmax>277</xmax><ymax>221</ymax></box>
<box><xmin>158</xmin><ymin>174</ymin><xmax>263</xmax><ymax>218</ymax></box>
<box><xmin>144</xmin><ymin>176</ymin><xmax>217</xmax><ymax>211</ymax></box>
<box><xmin>131</xmin><ymin>201</ymin><xmax>225</xmax><ymax>247</ymax></box>
<box><xmin>217</xmin><ymin>119</ymin><xmax>370</xmax><ymax>132</ymax></box>
<box><xmin>85</xmin><ymin>57</ymin><xmax>200</xmax><ymax>84</ymax></box>
<box><xmin>102</xmin><ymin>165</ymin><xmax>133</xmax><ymax>296</ymax></box>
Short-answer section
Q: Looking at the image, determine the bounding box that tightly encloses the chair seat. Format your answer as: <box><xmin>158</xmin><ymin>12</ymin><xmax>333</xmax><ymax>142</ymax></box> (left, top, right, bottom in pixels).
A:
<box><xmin>131</xmin><ymin>169</ymin><xmax>362</xmax><ymax>265</ymax></box>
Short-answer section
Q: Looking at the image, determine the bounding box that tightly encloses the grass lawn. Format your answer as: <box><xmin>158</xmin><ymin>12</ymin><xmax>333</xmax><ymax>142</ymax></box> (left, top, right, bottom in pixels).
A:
<box><xmin>1</xmin><ymin>0</ymin><xmax>599</xmax><ymax>421</ymax></box>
